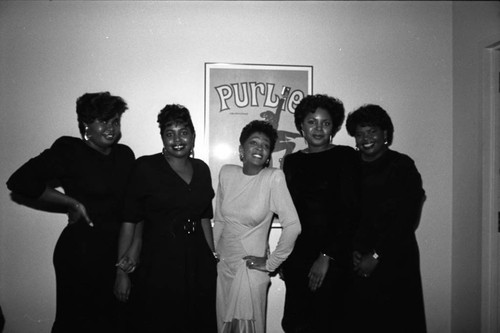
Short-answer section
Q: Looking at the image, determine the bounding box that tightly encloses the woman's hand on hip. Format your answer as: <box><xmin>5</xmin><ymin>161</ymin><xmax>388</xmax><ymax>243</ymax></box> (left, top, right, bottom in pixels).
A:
<box><xmin>67</xmin><ymin>202</ymin><xmax>93</xmax><ymax>227</ymax></box>
<box><xmin>243</xmin><ymin>255</ymin><xmax>269</xmax><ymax>273</ymax></box>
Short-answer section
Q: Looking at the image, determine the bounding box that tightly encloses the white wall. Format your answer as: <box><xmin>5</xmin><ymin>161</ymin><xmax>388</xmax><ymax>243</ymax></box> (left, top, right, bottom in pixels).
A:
<box><xmin>0</xmin><ymin>1</ymin><xmax>456</xmax><ymax>332</ymax></box>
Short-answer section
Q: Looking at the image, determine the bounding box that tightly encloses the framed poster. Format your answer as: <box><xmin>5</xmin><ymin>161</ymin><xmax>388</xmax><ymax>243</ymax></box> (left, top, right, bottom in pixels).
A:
<box><xmin>205</xmin><ymin>63</ymin><xmax>313</xmax><ymax>192</ymax></box>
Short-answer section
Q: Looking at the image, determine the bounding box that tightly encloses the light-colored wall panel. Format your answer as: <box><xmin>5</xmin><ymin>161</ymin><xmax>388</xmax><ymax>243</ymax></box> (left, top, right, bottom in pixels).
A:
<box><xmin>0</xmin><ymin>1</ymin><xmax>455</xmax><ymax>332</ymax></box>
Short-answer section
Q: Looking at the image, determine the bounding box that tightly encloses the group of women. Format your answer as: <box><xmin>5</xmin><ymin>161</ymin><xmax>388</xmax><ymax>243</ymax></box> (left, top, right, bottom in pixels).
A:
<box><xmin>7</xmin><ymin>91</ymin><xmax>426</xmax><ymax>333</ymax></box>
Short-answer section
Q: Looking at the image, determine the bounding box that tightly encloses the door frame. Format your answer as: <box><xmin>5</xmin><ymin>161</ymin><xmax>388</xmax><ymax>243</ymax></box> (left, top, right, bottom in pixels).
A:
<box><xmin>481</xmin><ymin>41</ymin><xmax>500</xmax><ymax>333</ymax></box>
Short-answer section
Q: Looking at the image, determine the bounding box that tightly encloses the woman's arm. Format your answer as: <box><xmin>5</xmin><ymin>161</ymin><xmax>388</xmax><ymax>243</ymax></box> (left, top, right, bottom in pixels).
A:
<box><xmin>7</xmin><ymin>138</ymin><xmax>95</xmax><ymax>226</ymax></box>
<box><xmin>354</xmin><ymin>154</ymin><xmax>424</xmax><ymax>278</ymax></box>
<box><xmin>37</xmin><ymin>187</ymin><xmax>93</xmax><ymax>226</ymax></box>
<box><xmin>265</xmin><ymin>170</ymin><xmax>301</xmax><ymax>272</ymax></box>
<box><xmin>114</xmin><ymin>221</ymin><xmax>143</xmax><ymax>303</ymax></box>
<box><xmin>116</xmin><ymin>221</ymin><xmax>143</xmax><ymax>272</ymax></box>
<box><xmin>127</xmin><ymin>221</ymin><xmax>143</xmax><ymax>266</ymax></box>
<box><xmin>213</xmin><ymin>168</ymin><xmax>225</xmax><ymax>249</ymax></box>
<box><xmin>371</xmin><ymin>156</ymin><xmax>425</xmax><ymax>259</ymax></box>
<box><xmin>201</xmin><ymin>218</ymin><xmax>216</xmax><ymax>253</ymax></box>
<box><xmin>201</xmin><ymin>218</ymin><xmax>218</xmax><ymax>262</ymax></box>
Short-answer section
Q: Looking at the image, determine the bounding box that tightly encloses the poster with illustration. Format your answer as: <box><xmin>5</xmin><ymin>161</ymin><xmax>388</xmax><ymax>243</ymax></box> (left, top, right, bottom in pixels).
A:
<box><xmin>205</xmin><ymin>62</ymin><xmax>313</xmax><ymax>190</ymax></box>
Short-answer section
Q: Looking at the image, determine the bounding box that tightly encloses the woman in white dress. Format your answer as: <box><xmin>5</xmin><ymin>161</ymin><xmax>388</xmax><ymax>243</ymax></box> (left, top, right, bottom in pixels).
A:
<box><xmin>214</xmin><ymin>120</ymin><xmax>301</xmax><ymax>333</ymax></box>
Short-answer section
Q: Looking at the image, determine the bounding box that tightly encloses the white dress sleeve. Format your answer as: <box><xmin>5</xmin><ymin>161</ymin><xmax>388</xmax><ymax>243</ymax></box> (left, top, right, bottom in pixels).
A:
<box><xmin>213</xmin><ymin>165</ymin><xmax>227</xmax><ymax>249</ymax></box>
<box><xmin>266</xmin><ymin>169</ymin><xmax>301</xmax><ymax>272</ymax></box>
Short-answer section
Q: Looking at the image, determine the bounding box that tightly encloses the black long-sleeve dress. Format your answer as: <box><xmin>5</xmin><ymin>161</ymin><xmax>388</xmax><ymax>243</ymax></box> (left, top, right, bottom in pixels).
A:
<box><xmin>6</xmin><ymin>136</ymin><xmax>135</xmax><ymax>333</ymax></box>
<box><xmin>281</xmin><ymin>145</ymin><xmax>360</xmax><ymax>333</ymax></box>
<box><xmin>352</xmin><ymin>149</ymin><xmax>426</xmax><ymax>333</ymax></box>
<box><xmin>122</xmin><ymin>154</ymin><xmax>217</xmax><ymax>333</ymax></box>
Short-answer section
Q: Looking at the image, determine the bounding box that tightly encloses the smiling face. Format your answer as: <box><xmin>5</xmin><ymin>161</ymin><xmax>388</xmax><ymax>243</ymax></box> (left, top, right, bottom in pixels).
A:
<box><xmin>84</xmin><ymin>114</ymin><xmax>121</xmax><ymax>155</ymax></box>
<box><xmin>301</xmin><ymin>107</ymin><xmax>336</xmax><ymax>153</ymax></box>
<box><xmin>161</xmin><ymin>122</ymin><xmax>194</xmax><ymax>160</ymax></box>
<box><xmin>354</xmin><ymin>125</ymin><xmax>388</xmax><ymax>162</ymax></box>
<box><xmin>239</xmin><ymin>131</ymin><xmax>271</xmax><ymax>175</ymax></box>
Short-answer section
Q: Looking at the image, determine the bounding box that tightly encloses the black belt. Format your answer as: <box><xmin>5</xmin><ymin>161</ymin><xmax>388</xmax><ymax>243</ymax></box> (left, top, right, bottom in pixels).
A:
<box><xmin>171</xmin><ymin>218</ymin><xmax>201</xmax><ymax>236</ymax></box>
<box><xmin>183</xmin><ymin>218</ymin><xmax>199</xmax><ymax>235</ymax></box>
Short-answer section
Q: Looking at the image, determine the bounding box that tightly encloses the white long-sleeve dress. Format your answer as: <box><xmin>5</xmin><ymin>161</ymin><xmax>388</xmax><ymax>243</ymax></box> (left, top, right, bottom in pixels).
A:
<box><xmin>214</xmin><ymin>164</ymin><xmax>301</xmax><ymax>333</ymax></box>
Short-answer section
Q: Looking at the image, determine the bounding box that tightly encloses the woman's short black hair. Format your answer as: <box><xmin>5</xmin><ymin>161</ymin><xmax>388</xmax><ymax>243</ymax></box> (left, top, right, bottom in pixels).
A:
<box><xmin>294</xmin><ymin>94</ymin><xmax>345</xmax><ymax>134</ymax></box>
<box><xmin>76</xmin><ymin>92</ymin><xmax>128</xmax><ymax>136</ymax></box>
<box><xmin>346</xmin><ymin>104</ymin><xmax>394</xmax><ymax>145</ymax></box>
<box><xmin>157</xmin><ymin>104</ymin><xmax>195</xmax><ymax>136</ymax></box>
<box><xmin>239</xmin><ymin>120</ymin><xmax>278</xmax><ymax>154</ymax></box>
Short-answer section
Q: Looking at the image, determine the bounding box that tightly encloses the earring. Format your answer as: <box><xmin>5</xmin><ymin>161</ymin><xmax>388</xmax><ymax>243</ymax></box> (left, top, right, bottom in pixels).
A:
<box><xmin>162</xmin><ymin>147</ymin><xmax>167</xmax><ymax>155</ymax></box>
<box><xmin>84</xmin><ymin>127</ymin><xmax>90</xmax><ymax>141</ymax></box>
<box><xmin>384</xmin><ymin>138</ymin><xmax>388</xmax><ymax>145</ymax></box>
<box><xmin>190</xmin><ymin>149</ymin><xmax>195</xmax><ymax>158</ymax></box>
<box><xmin>239</xmin><ymin>153</ymin><xmax>244</xmax><ymax>162</ymax></box>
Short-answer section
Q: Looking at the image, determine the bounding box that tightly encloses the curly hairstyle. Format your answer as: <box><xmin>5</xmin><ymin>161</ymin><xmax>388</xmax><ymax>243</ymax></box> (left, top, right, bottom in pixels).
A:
<box><xmin>157</xmin><ymin>104</ymin><xmax>195</xmax><ymax>136</ymax></box>
<box><xmin>293</xmin><ymin>94</ymin><xmax>345</xmax><ymax>134</ymax></box>
<box><xmin>345</xmin><ymin>104</ymin><xmax>394</xmax><ymax>146</ymax></box>
<box><xmin>239</xmin><ymin>120</ymin><xmax>278</xmax><ymax>167</ymax></box>
<box><xmin>76</xmin><ymin>92</ymin><xmax>128</xmax><ymax>136</ymax></box>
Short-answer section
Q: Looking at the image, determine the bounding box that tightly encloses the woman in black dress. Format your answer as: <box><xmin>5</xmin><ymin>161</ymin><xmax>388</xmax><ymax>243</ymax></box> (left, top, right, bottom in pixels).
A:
<box><xmin>6</xmin><ymin>92</ymin><xmax>135</xmax><ymax>332</ymax></box>
<box><xmin>345</xmin><ymin>104</ymin><xmax>426</xmax><ymax>333</ymax></box>
<box><xmin>114</xmin><ymin>104</ymin><xmax>217</xmax><ymax>333</ymax></box>
<box><xmin>281</xmin><ymin>94</ymin><xmax>359</xmax><ymax>333</ymax></box>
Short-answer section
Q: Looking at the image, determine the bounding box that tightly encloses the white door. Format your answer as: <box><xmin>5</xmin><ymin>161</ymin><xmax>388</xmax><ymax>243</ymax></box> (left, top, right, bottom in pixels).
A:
<box><xmin>495</xmin><ymin>46</ymin><xmax>500</xmax><ymax>333</ymax></box>
<box><xmin>481</xmin><ymin>41</ymin><xmax>500</xmax><ymax>333</ymax></box>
